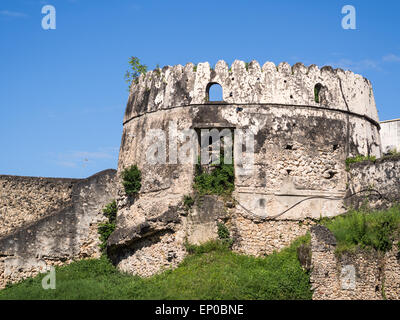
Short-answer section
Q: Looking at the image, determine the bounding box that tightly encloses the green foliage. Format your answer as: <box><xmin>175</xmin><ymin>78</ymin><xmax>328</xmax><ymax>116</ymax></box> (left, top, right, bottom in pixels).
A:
<box><xmin>98</xmin><ymin>200</ymin><xmax>117</xmax><ymax>252</ymax></box>
<box><xmin>217</xmin><ymin>222</ymin><xmax>233</xmax><ymax>247</ymax></box>
<box><xmin>121</xmin><ymin>165</ymin><xmax>142</xmax><ymax>196</ymax></box>
<box><xmin>184</xmin><ymin>239</ymin><xmax>231</xmax><ymax>255</ymax></box>
<box><xmin>193</xmin><ymin>156</ymin><xmax>234</xmax><ymax>196</ymax></box>
<box><xmin>0</xmin><ymin>237</ymin><xmax>312</xmax><ymax>300</ymax></box>
<box><xmin>124</xmin><ymin>56</ymin><xmax>147</xmax><ymax>89</ymax></box>
<box><xmin>321</xmin><ymin>206</ymin><xmax>400</xmax><ymax>254</ymax></box>
<box><xmin>183</xmin><ymin>195</ymin><xmax>194</xmax><ymax>214</ymax></box>
<box><xmin>193</xmin><ymin>64</ymin><xmax>197</xmax><ymax>72</ymax></box>
<box><xmin>245</xmin><ymin>62</ymin><xmax>249</xmax><ymax>71</ymax></box>
<box><xmin>102</xmin><ymin>200</ymin><xmax>117</xmax><ymax>224</ymax></box>
<box><xmin>346</xmin><ymin>155</ymin><xmax>376</xmax><ymax>170</ymax></box>
<box><xmin>217</xmin><ymin>222</ymin><xmax>230</xmax><ymax>240</ymax></box>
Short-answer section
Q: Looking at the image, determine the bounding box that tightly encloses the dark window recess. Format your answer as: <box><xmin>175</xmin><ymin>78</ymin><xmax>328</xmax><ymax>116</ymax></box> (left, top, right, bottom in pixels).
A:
<box><xmin>333</xmin><ymin>144</ymin><xmax>339</xmax><ymax>151</ymax></box>
<box><xmin>286</xmin><ymin>169</ymin><xmax>292</xmax><ymax>175</ymax></box>
<box><xmin>314</xmin><ymin>83</ymin><xmax>323</xmax><ymax>103</ymax></box>
<box><xmin>259</xmin><ymin>198</ymin><xmax>266</xmax><ymax>208</ymax></box>
<box><xmin>285</xmin><ymin>144</ymin><xmax>293</xmax><ymax>150</ymax></box>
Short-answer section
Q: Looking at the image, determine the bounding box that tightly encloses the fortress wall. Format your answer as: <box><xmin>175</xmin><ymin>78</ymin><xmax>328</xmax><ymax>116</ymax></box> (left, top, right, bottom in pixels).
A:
<box><xmin>111</xmin><ymin>103</ymin><xmax>380</xmax><ymax>275</ymax></box>
<box><xmin>346</xmin><ymin>154</ymin><xmax>400</xmax><ymax>209</ymax></box>
<box><xmin>0</xmin><ymin>170</ymin><xmax>117</xmax><ymax>289</ymax></box>
<box><xmin>0</xmin><ymin>175</ymin><xmax>79</xmax><ymax>237</ymax></box>
<box><xmin>112</xmin><ymin>60</ymin><xmax>383</xmax><ymax>277</ymax></box>
<box><xmin>310</xmin><ymin>225</ymin><xmax>400</xmax><ymax>300</ymax></box>
<box><xmin>124</xmin><ymin>60</ymin><xmax>378</xmax><ymax>124</ymax></box>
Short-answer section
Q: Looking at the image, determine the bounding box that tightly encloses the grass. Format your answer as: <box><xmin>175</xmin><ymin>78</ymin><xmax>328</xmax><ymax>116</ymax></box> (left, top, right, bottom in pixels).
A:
<box><xmin>345</xmin><ymin>155</ymin><xmax>376</xmax><ymax>170</ymax></box>
<box><xmin>320</xmin><ymin>205</ymin><xmax>400</xmax><ymax>254</ymax></box>
<box><xmin>0</xmin><ymin>237</ymin><xmax>312</xmax><ymax>300</ymax></box>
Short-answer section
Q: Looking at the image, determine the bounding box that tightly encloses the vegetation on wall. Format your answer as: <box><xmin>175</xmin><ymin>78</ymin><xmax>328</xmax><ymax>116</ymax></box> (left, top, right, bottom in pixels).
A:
<box><xmin>124</xmin><ymin>56</ymin><xmax>147</xmax><ymax>89</ymax></box>
<box><xmin>182</xmin><ymin>195</ymin><xmax>194</xmax><ymax>214</ymax></box>
<box><xmin>98</xmin><ymin>200</ymin><xmax>118</xmax><ymax>252</ymax></box>
<box><xmin>217</xmin><ymin>222</ymin><xmax>233</xmax><ymax>248</ymax></box>
<box><xmin>345</xmin><ymin>155</ymin><xmax>377</xmax><ymax>170</ymax></box>
<box><xmin>121</xmin><ymin>165</ymin><xmax>142</xmax><ymax>196</ymax></box>
<box><xmin>321</xmin><ymin>205</ymin><xmax>400</xmax><ymax>254</ymax></box>
<box><xmin>0</xmin><ymin>236</ymin><xmax>312</xmax><ymax>300</ymax></box>
<box><xmin>193</xmin><ymin>155</ymin><xmax>234</xmax><ymax>197</ymax></box>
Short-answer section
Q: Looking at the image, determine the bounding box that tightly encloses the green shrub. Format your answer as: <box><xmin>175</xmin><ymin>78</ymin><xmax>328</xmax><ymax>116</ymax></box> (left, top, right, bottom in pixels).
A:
<box><xmin>124</xmin><ymin>56</ymin><xmax>147</xmax><ymax>89</ymax></box>
<box><xmin>193</xmin><ymin>156</ymin><xmax>234</xmax><ymax>196</ymax></box>
<box><xmin>217</xmin><ymin>222</ymin><xmax>234</xmax><ymax>248</ymax></box>
<box><xmin>321</xmin><ymin>206</ymin><xmax>400</xmax><ymax>254</ymax></box>
<box><xmin>121</xmin><ymin>165</ymin><xmax>142</xmax><ymax>196</ymax></box>
<box><xmin>217</xmin><ymin>222</ymin><xmax>230</xmax><ymax>240</ymax></box>
<box><xmin>98</xmin><ymin>200</ymin><xmax>118</xmax><ymax>252</ymax></box>
<box><xmin>183</xmin><ymin>195</ymin><xmax>194</xmax><ymax>214</ymax></box>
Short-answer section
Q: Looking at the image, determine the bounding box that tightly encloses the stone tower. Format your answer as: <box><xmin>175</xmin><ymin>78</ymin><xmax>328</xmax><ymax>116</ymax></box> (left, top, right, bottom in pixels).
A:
<box><xmin>108</xmin><ymin>60</ymin><xmax>381</xmax><ymax>276</ymax></box>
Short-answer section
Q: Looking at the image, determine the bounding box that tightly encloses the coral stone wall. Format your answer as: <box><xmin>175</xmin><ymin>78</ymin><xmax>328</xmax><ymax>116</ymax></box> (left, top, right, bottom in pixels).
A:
<box><xmin>346</xmin><ymin>154</ymin><xmax>400</xmax><ymax>209</ymax></box>
<box><xmin>111</xmin><ymin>60</ymin><xmax>382</xmax><ymax>277</ymax></box>
<box><xmin>0</xmin><ymin>175</ymin><xmax>79</xmax><ymax>237</ymax></box>
<box><xmin>0</xmin><ymin>170</ymin><xmax>117</xmax><ymax>289</ymax></box>
<box><xmin>310</xmin><ymin>225</ymin><xmax>400</xmax><ymax>300</ymax></box>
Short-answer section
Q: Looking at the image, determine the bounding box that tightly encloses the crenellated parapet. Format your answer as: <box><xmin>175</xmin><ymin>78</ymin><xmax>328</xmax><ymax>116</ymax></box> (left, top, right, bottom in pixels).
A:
<box><xmin>124</xmin><ymin>60</ymin><xmax>379</xmax><ymax>125</ymax></box>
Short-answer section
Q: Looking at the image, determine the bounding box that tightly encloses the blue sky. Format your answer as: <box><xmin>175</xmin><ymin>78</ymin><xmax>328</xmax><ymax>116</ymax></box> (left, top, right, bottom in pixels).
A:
<box><xmin>1</xmin><ymin>0</ymin><xmax>399</xmax><ymax>178</ymax></box>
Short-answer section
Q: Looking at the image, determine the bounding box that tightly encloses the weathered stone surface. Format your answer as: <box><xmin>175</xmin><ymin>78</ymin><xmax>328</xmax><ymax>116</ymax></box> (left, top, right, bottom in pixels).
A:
<box><xmin>310</xmin><ymin>225</ymin><xmax>400</xmax><ymax>300</ymax></box>
<box><xmin>346</xmin><ymin>154</ymin><xmax>400</xmax><ymax>209</ymax></box>
<box><xmin>112</xmin><ymin>59</ymin><xmax>383</xmax><ymax>277</ymax></box>
<box><xmin>124</xmin><ymin>60</ymin><xmax>379</xmax><ymax>124</ymax></box>
<box><xmin>0</xmin><ymin>169</ymin><xmax>117</xmax><ymax>289</ymax></box>
<box><xmin>0</xmin><ymin>175</ymin><xmax>79</xmax><ymax>237</ymax></box>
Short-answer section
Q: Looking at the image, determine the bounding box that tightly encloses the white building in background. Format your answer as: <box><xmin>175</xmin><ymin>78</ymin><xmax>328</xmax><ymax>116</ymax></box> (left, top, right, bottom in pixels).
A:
<box><xmin>380</xmin><ymin>119</ymin><xmax>400</xmax><ymax>154</ymax></box>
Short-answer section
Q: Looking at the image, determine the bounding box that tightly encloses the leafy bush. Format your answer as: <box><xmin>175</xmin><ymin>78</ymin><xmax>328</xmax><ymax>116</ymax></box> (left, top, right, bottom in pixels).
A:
<box><xmin>121</xmin><ymin>165</ymin><xmax>142</xmax><ymax>196</ymax></box>
<box><xmin>217</xmin><ymin>222</ymin><xmax>234</xmax><ymax>248</ymax></box>
<box><xmin>124</xmin><ymin>56</ymin><xmax>147</xmax><ymax>88</ymax></box>
<box><xmin>321</xmin><ymin>206</ymin><xmax>400</xmax><ymax>253</ymax></box>
<box><xmin>98</xmin><ymin>200</ymin><xmax>117</xmax><ymax>252</ymax></box>
<box><xmin>193</xmin><ymin>156</ymin><xmax>234</xmax><ymax>196</ymax></box>
<box><xmin>0</xmin><ymin>237</ymin><xmax>312</xmax><ymax>300</ymax></box>
<box><xmin>217</xmin><ymin>222</ymin><xmax>230</xmax><ymax>240</ymax></box>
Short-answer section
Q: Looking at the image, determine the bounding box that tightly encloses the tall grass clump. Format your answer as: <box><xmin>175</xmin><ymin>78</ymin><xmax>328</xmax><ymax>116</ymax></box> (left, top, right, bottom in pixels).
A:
<box><xmin>321</xmin><ymin>205</ymin><xmax>400</xmax><ymax>254</ymax></box>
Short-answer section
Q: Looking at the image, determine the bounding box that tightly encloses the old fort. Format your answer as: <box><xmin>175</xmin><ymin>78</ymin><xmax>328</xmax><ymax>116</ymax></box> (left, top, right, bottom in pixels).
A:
<box><xmin>1</xmin><ymin>60</ymin><xmax>400</xmax><ymax>300</ymax></box>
